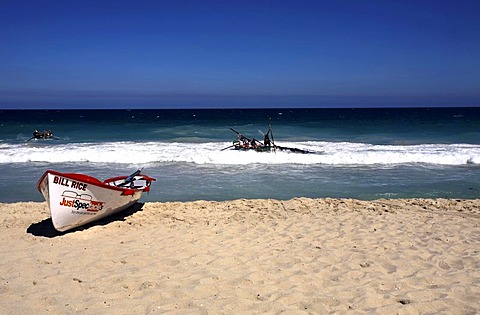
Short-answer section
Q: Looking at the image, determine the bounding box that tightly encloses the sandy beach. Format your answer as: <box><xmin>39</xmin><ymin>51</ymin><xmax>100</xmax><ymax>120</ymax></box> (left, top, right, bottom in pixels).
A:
<box><xmin>1</xmin><ymin>198</ymin><xmax>479</xmax><ymax>314</ymax></box>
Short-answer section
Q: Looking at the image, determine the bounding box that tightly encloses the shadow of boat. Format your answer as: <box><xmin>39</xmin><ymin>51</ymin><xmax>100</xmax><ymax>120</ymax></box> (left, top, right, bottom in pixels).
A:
<box><xmin>26</xmin><ymin>202</ymin><xmax>145</xmax><ymax>238</ymax></box>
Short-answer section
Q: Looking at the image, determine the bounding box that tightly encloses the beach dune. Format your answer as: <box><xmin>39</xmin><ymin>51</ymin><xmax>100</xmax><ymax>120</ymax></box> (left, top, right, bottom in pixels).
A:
<box><xmin>1</xmin><ymin>198</ymin><xmax>479</xmax><ymax>314</ymax></box>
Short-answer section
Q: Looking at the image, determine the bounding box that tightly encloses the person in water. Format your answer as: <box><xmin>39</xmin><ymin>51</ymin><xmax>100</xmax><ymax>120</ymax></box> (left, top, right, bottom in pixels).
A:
<box><xmin>264</xmin><ymin>132</ymin><xmax>271</xmax><ymax>147</ymax></box>
<box><xmin>32</xmin><ymin>129</ymin><xmax>54</xmax><ymax>139</ymax></box>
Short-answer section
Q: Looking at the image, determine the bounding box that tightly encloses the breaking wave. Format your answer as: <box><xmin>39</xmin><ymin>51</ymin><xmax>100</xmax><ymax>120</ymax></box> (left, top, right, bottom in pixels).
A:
<box><xmin>1</xmin><ymin>141</ymin><xmax>479</xmax><ymax>166</ymax></box>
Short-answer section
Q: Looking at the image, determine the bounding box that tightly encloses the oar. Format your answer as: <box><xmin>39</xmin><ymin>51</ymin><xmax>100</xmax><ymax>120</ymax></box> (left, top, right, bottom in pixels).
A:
<box><xmin>118</xmin><ymin>168</ymin><xmax>143</xmax><ymax>187</ymax></box>
<box><xmin>229</xmin><ymin>127</ymin><xmax>241</xmax><ymax>135</ymax></box>
<box><xmin>221</xmin><ymin>145</ymin><xmax>235</xmax><ymax>151</ymax></box>
<box><xmin>26</xmin><ymin>137</ymin><xmax>35</xmax><ymax>142</ymax></box>
<box><xmin>230</xmin><ymin>128</ymin><xmax>251</xmax><ymax>142</ymax></box>
<box><xmin>268</xmin><ymin>118</ymin><xmax>276</xmax><ymax>153</ymax></box>
<box><xmin>229</xmin><ymin>128</ymin><xmax>265</xmax><ymax>148</ymax></box>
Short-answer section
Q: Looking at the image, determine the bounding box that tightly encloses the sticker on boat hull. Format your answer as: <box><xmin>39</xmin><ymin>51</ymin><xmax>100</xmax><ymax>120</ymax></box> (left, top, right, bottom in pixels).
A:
<box><xmin>59</xmin><ymin>190</ymin><xmax>105</xmax><ymax>213</ymax></box>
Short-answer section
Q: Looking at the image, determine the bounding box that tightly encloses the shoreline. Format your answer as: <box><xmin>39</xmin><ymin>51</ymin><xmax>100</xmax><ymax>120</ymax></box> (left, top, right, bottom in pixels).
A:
<box><xmin>1</xmin><ymin>198</ymin><xmax>479</xmax><ymax>313</ymax></box>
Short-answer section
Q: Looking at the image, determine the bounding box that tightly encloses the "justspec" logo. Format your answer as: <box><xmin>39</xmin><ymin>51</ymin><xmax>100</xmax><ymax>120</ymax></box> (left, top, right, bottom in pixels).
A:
<box><xmin>59</xmin><ymin>191</ymin><xmax>104</xmax><ymax>212</ymax></box>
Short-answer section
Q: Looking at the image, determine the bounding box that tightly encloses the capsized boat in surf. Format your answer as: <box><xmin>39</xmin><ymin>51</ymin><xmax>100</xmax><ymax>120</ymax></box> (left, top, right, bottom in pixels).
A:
<box><xmin>37</xmin><ymin>169</ymin><xmax>156</xmax><ymax>232</ymax></box>
<box><xmin>223</xmin><ymin>125</ymin><xmax>317</xmax><ymax>154</ymax></box>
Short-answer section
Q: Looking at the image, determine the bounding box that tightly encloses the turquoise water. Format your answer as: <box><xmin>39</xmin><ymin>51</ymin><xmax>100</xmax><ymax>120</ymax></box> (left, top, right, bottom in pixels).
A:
<box><xmin>1</xmin><ymin>107</ymin><xmax>479</xmax><ymax>202</ymax></box>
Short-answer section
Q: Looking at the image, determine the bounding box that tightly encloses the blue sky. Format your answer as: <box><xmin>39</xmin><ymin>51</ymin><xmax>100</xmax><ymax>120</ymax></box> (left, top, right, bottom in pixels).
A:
<box><xmin>1</xmin><ymin>0</ymin><xmax>479</xmax><ymax>109</ymax></box>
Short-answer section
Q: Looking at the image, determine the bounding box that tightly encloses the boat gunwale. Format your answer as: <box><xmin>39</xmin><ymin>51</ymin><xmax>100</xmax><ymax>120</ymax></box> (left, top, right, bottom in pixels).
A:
<box><xmin>36</xmin><ymin>170</ymin><xmax>156</xmax><ymax>195</ymax></box>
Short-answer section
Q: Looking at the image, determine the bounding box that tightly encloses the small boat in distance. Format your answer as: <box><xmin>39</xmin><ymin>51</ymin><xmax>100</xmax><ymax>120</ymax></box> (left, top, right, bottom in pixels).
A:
<box><xmin>27</xmin><ymin>129</ymin><xmax>60</xmax><ymax>141</ymax></box>
<box><xmin>37</xmin><ymin>169</ymin><xmax>156</xmax><ymax>232</ymax></box>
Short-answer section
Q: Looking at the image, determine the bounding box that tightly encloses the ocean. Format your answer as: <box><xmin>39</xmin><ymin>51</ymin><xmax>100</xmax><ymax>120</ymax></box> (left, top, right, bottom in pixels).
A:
<box><xmin>1</xmin><ymin>107</ymin><xmax>479</xmax><ymax>203</ymax></box>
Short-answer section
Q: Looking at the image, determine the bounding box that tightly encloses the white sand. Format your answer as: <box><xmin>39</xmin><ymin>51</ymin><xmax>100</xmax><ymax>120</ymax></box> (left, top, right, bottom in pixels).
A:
<box><xmin>1</xmin><ymin>198</ymin><xmax>479</xmax><ymax>314</ymax></box>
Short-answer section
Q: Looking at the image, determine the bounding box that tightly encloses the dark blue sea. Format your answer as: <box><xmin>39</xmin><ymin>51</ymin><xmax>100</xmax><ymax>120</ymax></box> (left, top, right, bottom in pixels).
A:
<box><xmin>1</xmin><ymin>107</ymin><xmax>479</xmax><ymax>203</ymax></box>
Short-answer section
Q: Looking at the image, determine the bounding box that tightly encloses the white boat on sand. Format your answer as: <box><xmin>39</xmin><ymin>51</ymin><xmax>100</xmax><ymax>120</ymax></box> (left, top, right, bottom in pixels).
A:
<box><xmin>37</xmin><ymin>169</ymin><xmax>156</xmax><ymax>232</ymax></box>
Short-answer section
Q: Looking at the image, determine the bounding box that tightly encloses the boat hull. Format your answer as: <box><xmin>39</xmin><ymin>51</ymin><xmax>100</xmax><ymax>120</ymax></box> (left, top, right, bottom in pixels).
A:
<box><xmin>233</xmin><ymin>144</ymin><xmax>314</xmax><ymax>154</ymax></box>
<box><xmin>37</xmin><ymin>170</ymin><xmax>155</xmax><ymax>232</ymax></box>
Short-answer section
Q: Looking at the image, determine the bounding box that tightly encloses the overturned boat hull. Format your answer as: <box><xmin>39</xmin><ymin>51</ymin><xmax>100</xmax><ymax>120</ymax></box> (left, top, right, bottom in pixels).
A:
<box><xmin>37</xmin><ymin>170</ymin><xmax>155</xmax><ymax>232</ymax></box>
<box><xmin>233</xmin><ymin>143</ymin><xmax>314</xmax><ymax>154</ymax></box>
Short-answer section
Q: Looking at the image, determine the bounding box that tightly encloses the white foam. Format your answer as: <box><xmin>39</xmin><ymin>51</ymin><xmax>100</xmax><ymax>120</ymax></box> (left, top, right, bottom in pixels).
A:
<box><xmin>1</xmin><ymin>141</ymin><xmax>479</xmax><ymax>165</ymax></box>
